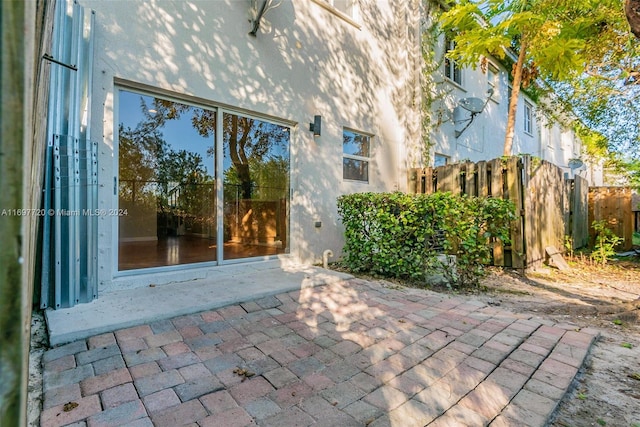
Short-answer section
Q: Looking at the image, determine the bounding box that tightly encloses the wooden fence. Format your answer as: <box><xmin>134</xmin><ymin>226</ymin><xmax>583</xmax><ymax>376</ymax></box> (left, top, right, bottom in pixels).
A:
<box><xmin>588</xmin><ymin>187</ymin><xmax>634</xmax><ymax>250</ymax></box>
<box><xmin>409</xmin><ymin>156</ymin><xmax>589</xmax><ymax>269</ymax></box>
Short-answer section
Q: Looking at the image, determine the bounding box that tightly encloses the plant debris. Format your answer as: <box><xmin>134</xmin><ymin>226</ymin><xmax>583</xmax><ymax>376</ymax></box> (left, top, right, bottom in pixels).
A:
<box><xmin>233</xmin><ymin>367</ymin><xmax>255</xmax><ymax>382</ymax></box>
<box><xmin>63</xmin><ymin>402</ymin><xmax>78</xmax><ymax>412</ymax></box>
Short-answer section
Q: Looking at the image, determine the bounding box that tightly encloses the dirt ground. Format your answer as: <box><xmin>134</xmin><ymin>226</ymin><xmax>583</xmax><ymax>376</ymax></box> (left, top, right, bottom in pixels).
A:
<box><xmin>471</xmin><ymin>256</ymin><xmax>640</xmax><ymax>427</ymax></box>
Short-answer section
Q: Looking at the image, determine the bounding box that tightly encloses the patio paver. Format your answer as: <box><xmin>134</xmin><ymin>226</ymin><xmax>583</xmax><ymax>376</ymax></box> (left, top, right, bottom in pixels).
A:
<box><xmin>40</xmin><ymin>278</ymin><xmax>598</xmax><ymax>427</ymax></box>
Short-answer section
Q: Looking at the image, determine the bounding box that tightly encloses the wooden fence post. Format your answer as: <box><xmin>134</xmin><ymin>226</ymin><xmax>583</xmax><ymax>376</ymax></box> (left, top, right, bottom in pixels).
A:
<box><xmin>1</xmin><ymin>2</ymin><xmax>29</xmax><ymax>425</ymax></box>
<box><xmin>506</xmin><ymin>157</ymin><xmax>525</xmax><ymax>269</ymax></box>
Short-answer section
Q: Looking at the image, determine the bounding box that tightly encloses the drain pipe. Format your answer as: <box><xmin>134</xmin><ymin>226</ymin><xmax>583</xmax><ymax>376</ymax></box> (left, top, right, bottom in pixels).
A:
<box><xmin>322</xmin><ymin>249</ymin><xmax>334</xmax><ymax>269</ymax></box>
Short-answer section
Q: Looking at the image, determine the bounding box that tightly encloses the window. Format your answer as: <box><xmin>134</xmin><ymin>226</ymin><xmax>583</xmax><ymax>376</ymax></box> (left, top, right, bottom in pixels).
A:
<box><xmin>343</xmin><ymin>128</ymin><xmax>371</xmax><ymax>182</ymax></box>
<box><xmin>434</xmin><ymin>153</ymin><xmax>449</xmax><ymax>167</ymax></box>
<box><xmin>487</xmin><ymin>63</ymin><xmax>498</xmax><ymax>98</ymax></box>
<box><xmin>117</xmin><ymin>88</ymin><xmax>290</xmax><ymax>271</ymax></box>
<box><xmin>524</xmin><ymin>101</ymin><xmax>533</xmax><ymax>134</ymax></box>
<box><xmin>444</xmin><ymin>37</ymin><xmax>462</xmax><ymax>85</ymax></box>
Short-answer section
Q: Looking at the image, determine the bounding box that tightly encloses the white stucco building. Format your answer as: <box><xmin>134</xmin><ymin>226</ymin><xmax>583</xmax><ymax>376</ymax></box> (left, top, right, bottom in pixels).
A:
<box><xmin>40</xmin><ymin>0</ymin><xmax>602</xmax><ymax>309</ymax></box>
<box><xmin>41</xmin><ymin>0</ymin><xmax>424</xmax><ymax>307</ymax></box>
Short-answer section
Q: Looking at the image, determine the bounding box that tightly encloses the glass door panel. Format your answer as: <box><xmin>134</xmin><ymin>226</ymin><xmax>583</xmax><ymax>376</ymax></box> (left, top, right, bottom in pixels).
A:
<box><xmin>118</xmin><ymin>90</ymin><xmax>217</xmax><ymax>270</ymax></box>
<box><xmin>222</xmin><ymin>112</ymin><xmax>290</xmax><ymax>260</ymax></box>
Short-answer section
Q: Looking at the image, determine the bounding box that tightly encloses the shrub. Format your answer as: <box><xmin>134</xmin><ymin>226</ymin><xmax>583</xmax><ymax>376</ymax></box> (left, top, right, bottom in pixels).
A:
<box><xmin>591</xmin><ymin>220</ymin><xmax>623</xmax><ymax>266</ymax></box>
<box><xmin>337</xmin><ymin>192</ymin><xmax>516</xmax><ymax>287</ymax></box>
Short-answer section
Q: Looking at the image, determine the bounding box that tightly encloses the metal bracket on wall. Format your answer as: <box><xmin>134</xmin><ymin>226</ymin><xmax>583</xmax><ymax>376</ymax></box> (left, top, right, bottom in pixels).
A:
<box><xmin>42</xmin><ymin>53</ymin><xmax>78</xmax><ymax>71</ymax></box>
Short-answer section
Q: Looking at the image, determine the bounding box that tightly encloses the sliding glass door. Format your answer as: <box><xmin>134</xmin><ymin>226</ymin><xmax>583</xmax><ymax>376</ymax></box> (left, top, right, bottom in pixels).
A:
<box><xmin>117</xmin><ymin>89</ymin><xmax>289</xmax><ymax>271</ymax></box>
<box><xmin>222</xmin><ymin>112</ymin><xmax>290</xmax><ymax>260</ymax></box>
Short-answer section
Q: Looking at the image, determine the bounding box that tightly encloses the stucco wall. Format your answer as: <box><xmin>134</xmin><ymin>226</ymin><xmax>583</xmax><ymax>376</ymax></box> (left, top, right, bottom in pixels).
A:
<box><xmin>77</xmin><ymin>0</ymin><xmax>420</xmax><ymax>290</ymax></box>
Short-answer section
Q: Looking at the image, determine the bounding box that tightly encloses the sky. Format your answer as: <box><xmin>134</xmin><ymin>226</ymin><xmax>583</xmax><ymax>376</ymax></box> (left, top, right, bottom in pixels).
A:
<box><xmin>119</xmin><ymin>89</ymin><xmax>215</xmax><ymax>176</ymax></box>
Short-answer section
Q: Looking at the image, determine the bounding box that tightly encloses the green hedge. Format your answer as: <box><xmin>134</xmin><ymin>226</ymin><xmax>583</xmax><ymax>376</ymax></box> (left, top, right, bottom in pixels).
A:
<box><xmin>337</xmin><ymin>192</ymin><xmax>516</xmax><ymax>287</ymax></box>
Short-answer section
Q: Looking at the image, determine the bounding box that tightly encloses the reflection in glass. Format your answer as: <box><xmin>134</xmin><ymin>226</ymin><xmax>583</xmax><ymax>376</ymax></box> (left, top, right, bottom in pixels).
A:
<box><xmin>117</xmin><ymin>90</ymin><xmax>290</xmax><ymax>271</ymax></box>
<box><xmin>118</xmin><ymin>90</ymin><xmax>217</xmax><ymax>270</ymax></box>
<box><xmin>342</xmin><ymin>129</ymin><xmax>370</xmax><ymax>182</ymax></box>
<box><xmin>222</xmin><ymin>112</ymin><xmax>290</xmax><ymax>260</ymax></box>
<box><xmin>343</xmin><ymin>129</ymin><xmax>370</xmax><ymax>157</ymax></box>
<box><xmin>343</xmin><ymin>158</ymin><xmax>369</xmax><ymax>181</ymax></box>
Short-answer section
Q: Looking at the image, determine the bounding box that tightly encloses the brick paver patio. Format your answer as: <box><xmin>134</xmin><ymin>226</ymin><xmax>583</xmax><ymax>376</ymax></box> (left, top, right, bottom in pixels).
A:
<box><xmin>40</xmin><ymin>278</ymin><xmax>597</xmax><ymax>427</ymax></box>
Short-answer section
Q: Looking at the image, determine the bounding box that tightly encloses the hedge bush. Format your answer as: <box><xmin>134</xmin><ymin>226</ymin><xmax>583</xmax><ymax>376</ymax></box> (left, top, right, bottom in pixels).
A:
<box><xmin>336</xmin><ymin>192</ymin><xmax>516</xmax><ymax>287</ymax></box>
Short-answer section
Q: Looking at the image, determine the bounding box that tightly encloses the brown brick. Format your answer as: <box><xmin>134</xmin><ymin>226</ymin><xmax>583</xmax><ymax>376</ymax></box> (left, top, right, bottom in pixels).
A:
<box><xmin>40</xmin><ymin>395</ymin><xmax>101</xmax><ymax>427</ymax></box>
<box><xmin>81</xmin><ymin>367</ymin><xmax>132</xmax><ymax>396</ymax></box>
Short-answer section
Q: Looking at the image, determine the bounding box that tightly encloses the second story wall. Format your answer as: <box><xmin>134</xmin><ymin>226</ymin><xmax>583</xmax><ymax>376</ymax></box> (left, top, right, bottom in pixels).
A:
<box><xmin>423</xmin><ymin>26</ymin><xmax>601</xmax><ymax>185</ymax></box>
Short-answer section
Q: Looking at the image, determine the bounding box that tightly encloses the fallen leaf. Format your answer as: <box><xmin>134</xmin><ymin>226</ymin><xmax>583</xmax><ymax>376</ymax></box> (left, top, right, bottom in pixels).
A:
<box><xmin>63</xmin><ymin>402</ymin><xmax>79</xmax><ymax>412</ymax></box>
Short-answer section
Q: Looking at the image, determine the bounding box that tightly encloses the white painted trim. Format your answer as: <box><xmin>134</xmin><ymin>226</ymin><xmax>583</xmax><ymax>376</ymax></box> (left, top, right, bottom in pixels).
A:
<box><xmin>309</xmin><ymin>0</ymin><xmax>361</xmax><ymax>29</ymax></box>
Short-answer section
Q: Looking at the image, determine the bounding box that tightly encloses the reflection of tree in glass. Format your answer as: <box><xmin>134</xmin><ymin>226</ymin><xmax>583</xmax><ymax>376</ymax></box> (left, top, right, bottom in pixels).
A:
<box><xmin>124</xmin><ymin>97</ymin><xmax>289</xmax><ymax>205</ymax></box>
<box><xmin>224</xmin><ymin>155</ymin><xmax>289</xmax><ymax>202</ymax></box>
<box><xmin>119</xmin><ymin>97</ymin><xmax>213</xmax><ymax>219</ymax></box>
<box><xmin>165</xmin><ymin>105</ymin><xmax>290</xmax><ymax>200</ymax></box>
<box><xmin>343</xmin><ymin>130</ymin><xmax>370</xmax><ymax>157</ymax></box>
<box><xmin>118</xmin><ymin>122</ymin><xmax>158</xmax><ymax>203</ymax></box>
<box><xmin>195</xmin><ymin>112</ymin><xmax>289</xmax><ymax>200</ymax></box>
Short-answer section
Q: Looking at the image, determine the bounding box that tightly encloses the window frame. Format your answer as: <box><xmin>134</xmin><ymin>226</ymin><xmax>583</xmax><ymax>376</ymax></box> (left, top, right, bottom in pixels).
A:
<box><xmin>487</xmin><ymin>63</ymin><xmax>499</xmax><ymax>100</ymax></box>
<box><xmin>444</xmin><ymin>37</ymin><xmax>463</xmax><ymax>86</ymax></box>
<box><xmin>342</xmin><ymin>127</ymin><xmax>372</xmax><ymax>183</ymax></box>
<box><xmin>113</xmin><ymin>83</ymin><xmax>295</xmax><ymax>275</ymax></box>
<box><xmin>524</xmin><ymin>101</ymin><xmax>534</xmax><ymax>135</ymax></box>
<box><xmin>310</xmin><ymin>0</ymin><xmax>360</xmax><ymax>28</ymax></box>
<box><xmin>434</xmin><ymin>153</ymin><xmax>450</xmax><ymax>167</ymax></box>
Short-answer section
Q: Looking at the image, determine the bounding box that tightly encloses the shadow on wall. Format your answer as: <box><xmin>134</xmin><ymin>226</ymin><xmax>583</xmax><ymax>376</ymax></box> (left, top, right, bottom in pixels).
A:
<box><xmin>92</xmin><ymin>0</ymin><xmax>419</xmax><ymax>263</ymax></box>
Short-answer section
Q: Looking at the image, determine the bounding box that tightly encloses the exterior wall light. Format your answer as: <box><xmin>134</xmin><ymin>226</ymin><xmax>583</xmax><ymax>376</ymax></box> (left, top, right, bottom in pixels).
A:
<box><xmin>309</xmin><ymin>115</ymin><xmax>322</xmax><ymax>137</ymax></box>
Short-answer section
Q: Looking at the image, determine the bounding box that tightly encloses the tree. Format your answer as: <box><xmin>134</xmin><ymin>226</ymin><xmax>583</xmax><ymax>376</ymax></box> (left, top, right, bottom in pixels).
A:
<box><xmin>439</xmin><ymin>0</ymin><xmax>639</xmax><ymax>157</ymax></box>
<box><xmin>626</xmin><ymin>0</ymin><xmax>640</xmax><ymax>38</ymax></box>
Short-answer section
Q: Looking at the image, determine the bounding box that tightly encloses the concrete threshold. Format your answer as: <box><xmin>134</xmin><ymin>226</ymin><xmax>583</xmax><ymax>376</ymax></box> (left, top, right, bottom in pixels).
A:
<box><xmin>45</xmin><ymin>260</ymin><xmax>353</xmax><ymax>346</ymax></box>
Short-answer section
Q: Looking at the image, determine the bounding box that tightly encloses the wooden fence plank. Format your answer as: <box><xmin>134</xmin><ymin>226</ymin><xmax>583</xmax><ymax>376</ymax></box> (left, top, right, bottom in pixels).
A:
<box><xmin>464</xmin><ymin>162</ymin><xmax>476</xmax><ymax>196</ymax></box>
<box><xmin>572</xmin><ymin>176</ymin><xmax>589</xmax><ymax>249</ymax></box>
<box><xmin>589</xmin><ymin>187</ymin><xmax>633</xmax><ymax>250</ymax></box>
<box><xmin>411</xmin><ymin>156</ymin><xmax>592</xmax><ymax>270</ymax></box>
<box><xmin>524</xmin><ymin>158</ymin><xmax>538</xmax><ymax>268</ymax></box>
<box><xmin>489</xmin><ymin>159</ymin><xmax>505</xmax><ymax>265</ymax></box>
<box><xmin>426</xmin><ymin>167</ymin><xmax>435</xmax><ymax>194</ymax></box>
<box><xmin>506</xmin><ymin>157</ymin><xmax>524</xmax><ymax>268</ymax></box>
<box><xmin>477</xmin><ymin>161</ymin><xmax>488</xmax><ymax>198</ymax></box>
<box><xmin>438</xmin><ymin>165</ymin><xmax>448</xmax><ymax>192</ymax></box>
<box><xmin>489</xmin><ymin>158</ymin><xmax>504</xmax><ymax>199</ymax></box>
<box><xmin>408</xmin><ymin>168</ymin><xmax>419</xmax><ymax>193</ymax></box>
